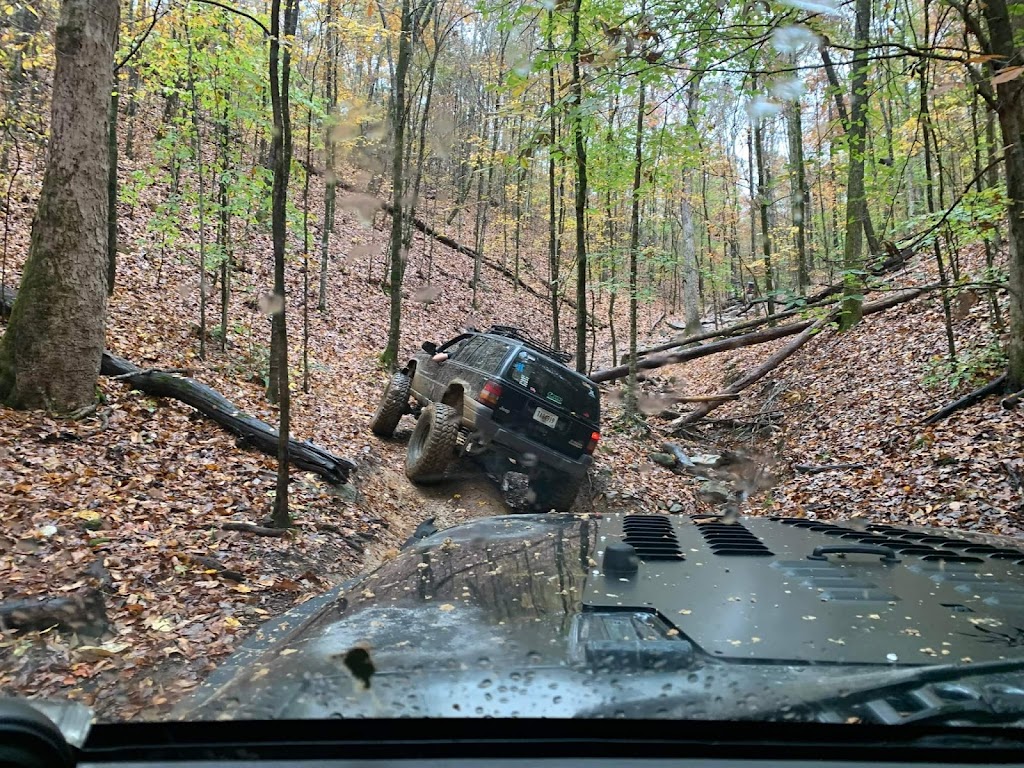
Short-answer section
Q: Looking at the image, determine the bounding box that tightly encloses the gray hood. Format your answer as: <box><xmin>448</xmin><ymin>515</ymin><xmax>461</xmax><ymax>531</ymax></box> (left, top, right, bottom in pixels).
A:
<box><xmin>177</xmin><ymin>513</ymin><xmax>1024</xmax><ymax>721</ymax></box>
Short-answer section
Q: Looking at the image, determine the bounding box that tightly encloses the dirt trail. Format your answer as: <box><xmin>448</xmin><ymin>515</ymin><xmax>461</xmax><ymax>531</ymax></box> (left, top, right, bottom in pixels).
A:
<box><xmin>358</xmin><ymin>424</ymin><xmax>514</xmax><ymax>569</ymax></box>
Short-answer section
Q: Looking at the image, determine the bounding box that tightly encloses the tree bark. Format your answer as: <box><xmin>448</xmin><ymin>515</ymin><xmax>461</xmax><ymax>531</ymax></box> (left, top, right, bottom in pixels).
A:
<box><xmin>547</xmin><ymin>10</ymin><xmax>560</xmax><ymax>349</ymax></box>
<box><xmin>0</xmin><ymin>0</ymin><xmax>118</xmax><ymax>411</ymax></box>
<box><xmin>680</xmin><ymin>79</ymin><xmax>703</xmax><ymax>335</ymax></box>
<box><xmin>787</xmin><ymin>98</ymin><xmax>809</xmax><ymax>291</ymax></box>
<box><xmin>570</xmin><ymin>0</ymin><xmax>588</xmax><ymax>373</ymax></box>
<box><xmin>267</xmin><ymin>0</ymin><xmax>299</xmax><ymax>527</ymax></box>
<box><xmin>383</xmin><ymin>0</ymin><xmax>412</xmax><ymax>371</ymax></box>
<box><xmin>979</xmin><ymin>0</ymin><xmax>1024</xmax><ymax>390</ymax></box>
<box><xmin>819</xmin><ymin>42</ymin><xmax>880</xmax><ymax>256</ymax></box>
<box><xmin>838</xmin><ymin>0</ymin><xmax>872</xmax><ymax>330</ymax></box>
<box><xmin>754</xmin><ymin>119</ymin><xmax>775</xmax><ymax>318</ymax></box>
<box><xmin>625</xmin><ymin>83</ymin><xmax>645</xmax><ymax>418</ymax></box>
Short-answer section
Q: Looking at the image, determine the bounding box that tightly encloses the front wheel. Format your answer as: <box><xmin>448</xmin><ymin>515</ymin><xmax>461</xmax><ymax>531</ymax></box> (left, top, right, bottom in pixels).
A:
<box><xmin>405</xmin><ymin>402</ymin><xmax>458</xmax><ymax>484</ymax></box>
<box><xmin>369</xmin><ymin>372</ymin><xmax>411</xmax><ymax>437</ymax></box>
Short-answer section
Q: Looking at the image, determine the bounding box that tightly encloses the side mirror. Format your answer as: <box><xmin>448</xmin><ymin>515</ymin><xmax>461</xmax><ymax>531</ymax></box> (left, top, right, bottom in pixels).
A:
<box><xmin>421</xmin><ymin>341</ymin><xmax>438</xmax><ymax>355</ymax></box>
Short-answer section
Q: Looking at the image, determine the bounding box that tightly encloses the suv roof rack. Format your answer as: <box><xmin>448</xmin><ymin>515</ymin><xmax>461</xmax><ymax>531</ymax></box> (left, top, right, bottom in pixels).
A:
<box><xmin>485</xmin><ymin>325</ymin><xmax>573</xmax><ymax>364</ymax></box>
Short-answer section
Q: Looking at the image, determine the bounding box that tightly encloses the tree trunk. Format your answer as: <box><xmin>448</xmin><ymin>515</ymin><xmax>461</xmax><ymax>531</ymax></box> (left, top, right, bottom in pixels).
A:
<box><xmin>838</xmin><ymin>0</ymin><xmax>871</xmax><ymax>331</ymax></box>
<box><xmin>106</xmin><ymin>85</ymin><xmax>118</xmax><ymax>296</ymax></box>
<box><xmin>318</xmin><ymin>0</ymin><xmax>338</xmax><ymax>313</ymax></box>
<box><xmin>625</xmin><ymin>83</ymin><xmax>645</xmax><ymax>419</ymax></box>
<box><xmin>820</xmin><ymin>41</ymin><xmax>880</xmax><ymax>256</ymax></box>
<box><xmin>547</xmin><ymin>11</ymin><xmax>560</xmax><ymax>349</ymax></box>
<box><xmin>570</xmin><ymin>0</ymin><xmax>588</xmax><ymax>373</ymax></box>
<box><xmin>979</xmin><ymin>0</ymin><xmax>1024</xmax><ymax>390</ymax></box>
<box><xmin>382</xmin><ymin>0</ymin><xmax>412</xmax><ymax>370</ymax></box>
<box><xmin>754</xmin><ymin>120</ymin><xmax>775</xmax><ymax>318</ymax></box>
<box><xmin>0</xmin><ymin>0</ymin><xmax>119</xmax><ymax>411</ymax></box>
<box><xmin>680</xmin><ymin>79</ymin><xmax>702</xmax><ymax>334</ymax></box>
<box><xmin>267</xmin><ymin>0</ymin><xmax>298</xmax><ymax>528</ymax></box>
<box><xmin>787</xmin><ymin>99</ymin><xmax>809</xmax><ymax>291</ymax></box>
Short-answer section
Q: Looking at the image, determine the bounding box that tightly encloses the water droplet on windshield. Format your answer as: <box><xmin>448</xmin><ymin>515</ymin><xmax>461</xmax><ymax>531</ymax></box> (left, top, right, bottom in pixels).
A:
<box><xmin>745</xmin><ymin>97</ymin><xmax>782</xmax><ymax>125</ymax></box>
<box><xmin>777</xmin><ymin>0</ymin><xmax>840</xmax><ymax>14</ymax></box>
<box><xmin>479</xmin><ymin>679</ymin><xmax>493</xmax><ymax>689</ymax></box>
<box><xmin>771</xmin><ymin>25</ymin><xmax>819</xmax><ymax>53</ymax></box>
<box><xmin>771</xmin><ymin>78</ymin><xmax>806</xmax><ymax>101</ymax></box>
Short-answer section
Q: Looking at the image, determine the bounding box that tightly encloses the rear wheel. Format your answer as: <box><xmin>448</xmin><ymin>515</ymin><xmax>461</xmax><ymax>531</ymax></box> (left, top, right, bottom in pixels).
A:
<box><xmin>405</xmin><ymin>402</ymin><xmax>458</xmax><ymax>484</ymax></box>
<box><xmin>534</xmin><ymin>473</ymin><xmax>583</xmax><ymax>513</ymax></box>
<box><xmin>369</xmin><ymin>372</ymin><xmax>411</xmax><ymax>437</ymax></box>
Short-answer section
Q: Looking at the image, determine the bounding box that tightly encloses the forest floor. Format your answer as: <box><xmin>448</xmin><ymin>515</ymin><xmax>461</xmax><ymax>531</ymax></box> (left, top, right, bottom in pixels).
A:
<box><xmin>2</xmin><ymin>147</ymin><xmax>1022</xmax><ymax>719</ymax></box>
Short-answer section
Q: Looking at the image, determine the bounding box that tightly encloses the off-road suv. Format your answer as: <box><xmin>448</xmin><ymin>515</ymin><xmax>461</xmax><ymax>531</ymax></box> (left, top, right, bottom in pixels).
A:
<box><xmin>369</xmin><ymin>326</ymin><xmax>601</xmax><ymax>513</ymax></box>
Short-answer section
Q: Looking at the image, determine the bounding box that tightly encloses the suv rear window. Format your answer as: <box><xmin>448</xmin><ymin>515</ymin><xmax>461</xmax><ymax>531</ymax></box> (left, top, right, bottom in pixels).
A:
<box><xmin>505</xmin><ymin>351</ymin><xmax>599</xmax><ymax>423</ymax></box>
<box><xmin>459</xmin><ymin>337</ymin><xmax>513</xmax><ymax>373</ymax></box>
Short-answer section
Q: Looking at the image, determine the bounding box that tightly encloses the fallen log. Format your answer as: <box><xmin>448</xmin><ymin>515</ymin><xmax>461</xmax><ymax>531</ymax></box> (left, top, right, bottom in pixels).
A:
<box><xmin>794</xmin><ymin>463</ymin><xmax>866</xmax><ymax>474</ymax></box>
<box><xmin>1002</xmin><ymin>388</ymin><xmax>1024</xmax><ymax>410</ymax></box>
<box><xmin>0</xmin><ymin>589</ymin><xmax>108</xmax><ymax>635</ymax></box>
<box><xmin>3</xmin><ymin>283</ymin><xmax>354</xmax><ymax>484</ymax></box>
<box><xmin>652</xmin><ymin>249</ymin><xmax>911</xmax><ymax>360</ymax></box>
<box><xmin>222</xmin><ymin>521</ymin><xmax>290</xmax><ymax>537</ymax></box>
<box><xmin>635</xmin><ymin>295</ymin><xmax>839</xmax><ymax>362</ymax></box>
<box><xmin>670</xmin><ymin>309</ymin><xmax>841</xmax><ymax>427</ymax></box>
<box><xmin>100</xmin><ymin>353</ymin><xmax>354</xmax><ymax>484</ymax></box>
<box><xmin>365</xmin><ymin>191</ymin><xmax>573</xmax><ymax>309</ymax></box>
<box><xmin>591</xmin><ymin>288</ymin><xmax>925</xmax><ymax>384</ymax></box>
<box><xmin>922</xmin><ymin>373</ymin><xmax>1008</xmax><ymax>425</ymax></box>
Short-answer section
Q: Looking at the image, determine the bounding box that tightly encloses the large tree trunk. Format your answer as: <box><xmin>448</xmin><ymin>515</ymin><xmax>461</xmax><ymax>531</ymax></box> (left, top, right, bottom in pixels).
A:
<box><xmin>982</xmin><ymin>0</ymin><xmax>1024</xmax><ymax>390</ymax></box>
<box><xmin>819</xmin><ymin>42</ymin><xmax>880</xmax><ymax>256</ymax></box>
<box><xmin>787</xmin><ymin>99</ymin><xmax>809</xmax><ymax>291</ymax></box>
<box><xmin>679</xmin><ymin>79</ymin><xmax>702</xmax><ymax>335</ymax></box>
<box><xmin>838</xmin><ymin>0</ymin><xmax>871</xmax><ymax>330</ymax></box>
<box><xmin>625</xmin><ymin>83</ymin><xmax>645</xmax><ymax>418</ymax></box>
<box><xmin>0</xmin><ymin>0</ymin><xmax>119</xmax><ymax>411</ymax></box>
<box><xmin>547</xmin><ymin>11</ymin><xmax>560</xmax><ymax>350</ymax></box>
<box><xmin>382</xmin><ymin>0</ymin><xmax>412</xmax><ymax>371</ymax></box>
<box><xmin>570</xmin><ymin>0</ymin><xmax>588</xmax><ymax>373</ymax></box>
<box><xmin>267</xmin><ymin>0</ymin><xmax>298</xmax><ymax>528</ymax></box>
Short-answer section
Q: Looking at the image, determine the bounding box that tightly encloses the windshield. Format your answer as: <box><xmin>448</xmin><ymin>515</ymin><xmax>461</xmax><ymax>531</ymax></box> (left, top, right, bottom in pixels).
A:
<box><xmin>1</xmin><ymin>0</ymin><xmax>1023</xmax><ymax>736</ymax></box>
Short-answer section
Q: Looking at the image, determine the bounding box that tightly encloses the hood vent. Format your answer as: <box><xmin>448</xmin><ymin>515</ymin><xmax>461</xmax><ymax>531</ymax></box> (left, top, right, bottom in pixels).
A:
<box><xmin>693</xmin><ymin>516</ymin><xmax>774</xmax><ymax>557</ymax></box>
<box><xmin>772</xmin><ymin>519</ymin><xmax>988</xmax><ymax>563</ymax></box>
<box><xmin>622</xmin><ymin>515</ymin><xmax>684</xmax><ymax>560</ymax></box>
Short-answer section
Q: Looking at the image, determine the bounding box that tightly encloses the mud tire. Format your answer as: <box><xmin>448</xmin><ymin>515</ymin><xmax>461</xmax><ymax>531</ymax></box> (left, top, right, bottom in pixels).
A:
<box><xmin>369</xmin><ymin>372</ymin><xmax>412</xmax><ymax>437</ymax></box>
<box><xmin>405</xmin><ymin>402</ymin><xmax>458</xmax><ymax>484</ymax></box>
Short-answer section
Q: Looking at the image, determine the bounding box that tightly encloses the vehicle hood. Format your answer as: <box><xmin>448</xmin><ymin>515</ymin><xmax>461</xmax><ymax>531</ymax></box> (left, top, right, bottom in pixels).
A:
<box><xmin>177</xmin><ymin>513</ymin><xmax>1024</xmax><ymax>721</ymax></box>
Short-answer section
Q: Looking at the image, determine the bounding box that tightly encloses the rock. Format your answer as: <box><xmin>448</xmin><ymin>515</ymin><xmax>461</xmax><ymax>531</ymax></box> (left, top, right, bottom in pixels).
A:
<box><xmin>668</xmin><ymin>503</ymin><xmax>685</xmax><ymax>514</ymax></box>
<box><xmin>649</xmin><ymin>452</ymin><xmax>677</xmax><ymax>468</ymax></box>
<box><xmin>698</xmin><ymin>480</ymin><xmax>734</xmax><ymax>505</ymax></box>
<box><xmin>690</xmin><ymin>454</ymin><xmax>721</xmax><ymax>468</ymax></box>
<box><xmin>660</xmin><ymin>442</ymin><xmax>694</xmax><ymax>467</ymax></box>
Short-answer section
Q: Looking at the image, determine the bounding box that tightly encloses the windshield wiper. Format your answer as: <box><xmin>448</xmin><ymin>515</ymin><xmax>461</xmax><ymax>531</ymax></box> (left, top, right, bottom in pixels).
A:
<box><xmin>576</xmin><ymin>658</ymin><xmax>1024</xmax><ymax>725</ymax></box>
<box><xmin>792</xmin><ymin>657</ymin><xmax>1024</xmax><ymax>726</ymax></box>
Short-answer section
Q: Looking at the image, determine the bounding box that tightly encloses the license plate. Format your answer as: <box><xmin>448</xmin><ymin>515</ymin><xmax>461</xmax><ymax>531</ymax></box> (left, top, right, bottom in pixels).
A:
<box><xmin>533</xmin><ymin>407</ymin><xmax>558</xmax><ymax>428</ymax></box>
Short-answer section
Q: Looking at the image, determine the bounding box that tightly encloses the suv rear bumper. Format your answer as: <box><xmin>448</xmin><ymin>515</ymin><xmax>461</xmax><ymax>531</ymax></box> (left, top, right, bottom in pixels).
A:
<box><xmin>473</xmin><ymin>409</ymin><xmax>592</xmax><ymax>478</ymax></box>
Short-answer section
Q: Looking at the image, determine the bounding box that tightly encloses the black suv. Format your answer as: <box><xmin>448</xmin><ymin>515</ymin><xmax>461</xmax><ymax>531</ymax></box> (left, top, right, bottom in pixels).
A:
<box><xmin>369</xmin><ymin>326</ymin><xmax>601</xmax><ymax>512</ymax></box>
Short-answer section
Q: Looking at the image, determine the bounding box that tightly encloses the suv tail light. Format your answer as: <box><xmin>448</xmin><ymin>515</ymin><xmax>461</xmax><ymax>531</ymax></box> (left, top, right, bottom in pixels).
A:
<box><xmin>585</xmin><ymin>431</ymin><xmax>600</xmax><ymax>455</ymax></box>
<box><xmin>479</xmin><ymin>380</ymin><xmax>503</xmax><ymax>408</ymax></box>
